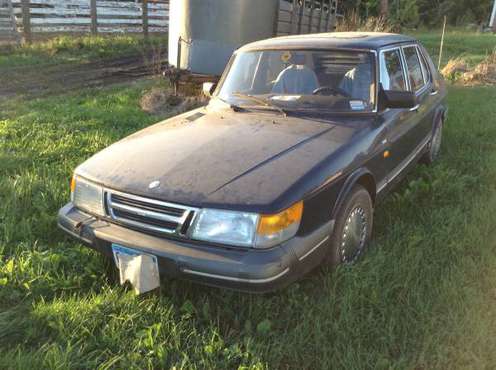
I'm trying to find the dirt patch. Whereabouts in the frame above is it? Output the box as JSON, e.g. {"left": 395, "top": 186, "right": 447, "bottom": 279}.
{"left": 0, "top": 53, "right": 167, "bottom": 101}
{"left": 140, "top": 87, "right": 207, "bottom": 116}
{"left": 441, "top": 58, "right": 469, "bottom": 80}
{"left": 442, "top": 50, "right": 496, "bottom": 86}
{"left": 462, "top": 51, "right": 496, "bottom": 85}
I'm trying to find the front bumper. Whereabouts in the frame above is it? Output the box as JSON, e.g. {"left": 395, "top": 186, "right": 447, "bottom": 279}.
{"left": 57, "top": 203, "right": 334, "bottom": 293}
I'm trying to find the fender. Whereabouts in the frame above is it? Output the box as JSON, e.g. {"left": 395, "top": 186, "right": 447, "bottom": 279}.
{"left": 331, "top": 167, "right": 376, "bottom": 220}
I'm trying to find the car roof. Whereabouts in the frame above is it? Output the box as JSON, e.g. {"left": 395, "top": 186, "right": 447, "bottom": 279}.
{"left": 238, "top": 32, "right": 417, "bottom": 52}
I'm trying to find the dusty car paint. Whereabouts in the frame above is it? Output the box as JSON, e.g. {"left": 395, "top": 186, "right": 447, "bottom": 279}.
{"left": 76, "top": 107, "right": 360, "bottom": 213}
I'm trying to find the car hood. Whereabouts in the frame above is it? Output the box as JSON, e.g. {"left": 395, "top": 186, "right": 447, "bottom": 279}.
{"left": 77, "top": 107, "right": 361, "bottom": 212}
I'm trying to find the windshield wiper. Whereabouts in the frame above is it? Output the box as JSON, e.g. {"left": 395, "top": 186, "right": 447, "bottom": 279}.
{"left": 232, "top": 92, "right": 287, "bottom": 117}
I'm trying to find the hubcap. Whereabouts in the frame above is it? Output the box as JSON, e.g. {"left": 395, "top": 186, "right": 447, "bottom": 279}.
{"left": 431, "top": 124, "right": 442, "bottom": 158}
{"left": 340, "top": 207, "right": 367, "bottom": 263}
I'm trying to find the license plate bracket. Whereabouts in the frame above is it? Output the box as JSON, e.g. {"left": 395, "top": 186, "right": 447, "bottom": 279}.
{"left": 111, "top": 243, "right": 160, "bottom": 294}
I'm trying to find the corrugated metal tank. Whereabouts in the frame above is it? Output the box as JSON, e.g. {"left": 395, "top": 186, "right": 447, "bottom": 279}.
{"left": 168, "top": 0, "right": 279, "bottom": 76}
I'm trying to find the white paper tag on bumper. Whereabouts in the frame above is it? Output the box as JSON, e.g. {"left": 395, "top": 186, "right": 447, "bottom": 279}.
{"left": 116, "top": 253, "right": 160, "bottom": 295}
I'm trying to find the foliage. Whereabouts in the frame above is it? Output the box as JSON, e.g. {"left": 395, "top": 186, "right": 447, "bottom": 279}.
{"left": 339, "top": 0, "right": 494, "bottom": 27}
{"left": 336, "top": 11, "right": 396, "bottom": 32}
{"left": 417, "top": 0, "right": 494, "bottom": 27}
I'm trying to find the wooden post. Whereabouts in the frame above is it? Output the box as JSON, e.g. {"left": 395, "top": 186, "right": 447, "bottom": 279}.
{"left": 90, "top": 0, "right": 97, "bottom": 35}
{"left": 143, "top": 0, "right": 149, "bottom": 39}
{"left": 437, "top": 16, "right": 447, "bottom": 69}
{"left": 20, "top": 0, "right": 30, "bottom": 44}
{"left": 6, "top": 0, "right": 20, "bottom": 44}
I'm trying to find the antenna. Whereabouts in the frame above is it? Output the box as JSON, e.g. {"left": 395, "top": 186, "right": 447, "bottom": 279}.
{"left": 437, "top": 16, "right": 447, "bottom": 70}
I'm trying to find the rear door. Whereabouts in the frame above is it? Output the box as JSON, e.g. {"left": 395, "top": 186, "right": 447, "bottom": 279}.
{"left": 401, "top": 44, "right": 435, "bottom": 142}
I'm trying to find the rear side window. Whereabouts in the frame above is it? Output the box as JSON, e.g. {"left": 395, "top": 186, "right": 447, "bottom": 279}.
{"left": 380, "top": 49, "right": 406, "bottom": 91}
{"left": 417, "top": 46, "right": 431, "bottom": 84}
{"left": 403, "top": 46, "right": 425, "bottom": 92}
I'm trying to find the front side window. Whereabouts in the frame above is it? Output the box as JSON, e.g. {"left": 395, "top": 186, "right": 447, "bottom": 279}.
{"left": 217, "top": 49, "right": 376, "bottom": 113}
{"left": 403, "top": 46, "right": 425, "bottom": 92}
{"left": 380, "top": 49, "right": 406, "bottom": 91}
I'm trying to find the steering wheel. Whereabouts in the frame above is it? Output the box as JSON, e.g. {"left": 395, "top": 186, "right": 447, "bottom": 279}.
{"left": 312, "top": 86, "right": 351, "bottom": 97}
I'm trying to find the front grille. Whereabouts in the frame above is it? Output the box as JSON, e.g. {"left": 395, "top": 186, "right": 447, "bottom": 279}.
{"left": 105, "top": 190, "right": 198, "bottom": 236}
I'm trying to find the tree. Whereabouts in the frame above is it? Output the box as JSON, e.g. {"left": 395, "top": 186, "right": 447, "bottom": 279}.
{"left": 380, "top": 0, "right": 388, "bottom": 17}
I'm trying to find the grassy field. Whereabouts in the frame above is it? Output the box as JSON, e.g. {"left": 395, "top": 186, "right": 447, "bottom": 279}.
{"left": 1, "top": 31, "right": 496, "bottom": 369}
{"left": 409, "top": 28, "right": 496, "bottom": 68}
{"left": 0, "top": 34, "right": 167, "bottom": 68}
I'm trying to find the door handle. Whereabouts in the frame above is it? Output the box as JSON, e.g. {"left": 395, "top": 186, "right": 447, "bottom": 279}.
{"left": 409, "top": 104, "right": 420, "bottom": 112}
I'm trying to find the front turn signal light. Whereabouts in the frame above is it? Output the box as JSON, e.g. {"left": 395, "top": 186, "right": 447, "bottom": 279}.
{"left": 257, "top": 201, "right": 303, "bottom": 235}
{"left": 255, "top": 201, "right": 303, "bottom": 248}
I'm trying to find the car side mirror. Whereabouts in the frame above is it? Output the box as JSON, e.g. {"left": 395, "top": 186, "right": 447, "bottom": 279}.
{"left": 381, "top": 89, "right": 417, "bottom": 110}
{"left": 202, "top": 82, "right": 216, "bottom": 97}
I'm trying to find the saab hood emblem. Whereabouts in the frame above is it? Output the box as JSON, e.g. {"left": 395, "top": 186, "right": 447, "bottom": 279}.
{"left": 148, "top": 180, "right": 160, "bottom": 189}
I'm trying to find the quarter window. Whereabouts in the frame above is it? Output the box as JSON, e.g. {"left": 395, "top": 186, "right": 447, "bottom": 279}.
{"left": 417, "top": 46, "right": 431, "bottom": 85}
{"left": 380, "top": 49, "right": 406, "bottom": 91}
{"left": 403, "top": 46, "right": 425, "bottom": 92}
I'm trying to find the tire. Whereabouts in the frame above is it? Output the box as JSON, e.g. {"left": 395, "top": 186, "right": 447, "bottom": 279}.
{"left": 421, "top": 116, "right": 443, "bottom": 164}
{"left": 325, "top": 185, "right": 374, "bottom": 267}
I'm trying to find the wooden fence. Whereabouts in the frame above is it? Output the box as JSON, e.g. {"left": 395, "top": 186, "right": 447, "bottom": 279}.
{"left": 0, "top": 0, "right": 18, "bottom": 41}
{"left": 277, "top": 0, "right": 338, "bottom": 36}
{"left": 1, "top": 0, "right": 338, "bottom": 44}
{"left": 1, "top": 0, "right": 169, "bottom": 42}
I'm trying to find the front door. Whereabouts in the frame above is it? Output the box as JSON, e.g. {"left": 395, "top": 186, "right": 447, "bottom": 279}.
{"left": 378, "top": 46, "right": 422, "bottom": 182}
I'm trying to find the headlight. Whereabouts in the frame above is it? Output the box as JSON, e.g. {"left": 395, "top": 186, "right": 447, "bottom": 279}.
{"left": 71, "top": 175, "right": 105, "bottom": 216}
{"left": 190, "top": 201, "right": 303, "bottom": 249}
{"left": 191, "top": 209, "right": 259, "bottom": 247}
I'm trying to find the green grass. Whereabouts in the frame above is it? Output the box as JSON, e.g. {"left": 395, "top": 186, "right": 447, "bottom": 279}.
{"left": 410, "top": 28, "right": 496, "bottom": 67}
{"left": 0, "top": 34, "right": 167, "bottom": 68}
{"left": 1, "top": 31, "right": 496, "bottom": 369}
{"left": 1, "top": 82, "right": 496, "bottom": 370}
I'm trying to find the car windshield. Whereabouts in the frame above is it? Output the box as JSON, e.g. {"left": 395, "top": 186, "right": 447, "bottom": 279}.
{"left": 217, "top": 49, "right": 376, "bottom": 113}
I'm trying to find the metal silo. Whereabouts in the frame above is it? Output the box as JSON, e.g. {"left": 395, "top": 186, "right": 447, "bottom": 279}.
{"left": 168, "top": 0, "right": 280, "bottom": 76}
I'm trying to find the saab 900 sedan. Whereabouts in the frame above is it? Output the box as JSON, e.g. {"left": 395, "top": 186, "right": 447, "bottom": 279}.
{"left": 58, "top": 32, "right": 447, "bottom": 293}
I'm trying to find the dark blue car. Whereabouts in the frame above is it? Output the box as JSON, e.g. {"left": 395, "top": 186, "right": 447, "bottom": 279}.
{"left": 58, "top": 32, "right": 447, "bottom": 292}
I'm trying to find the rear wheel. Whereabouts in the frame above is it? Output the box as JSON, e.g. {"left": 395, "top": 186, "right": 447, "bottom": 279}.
{"left": 422, "top": 117, "right": 443, "bottom": 164}
{"left": 326, "top": 185, "right": 373, "bottom": 267}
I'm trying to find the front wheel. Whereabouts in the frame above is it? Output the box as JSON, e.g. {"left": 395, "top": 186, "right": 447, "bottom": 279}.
{"left": 325, "top": 185, "right": 373, "bottom": 267}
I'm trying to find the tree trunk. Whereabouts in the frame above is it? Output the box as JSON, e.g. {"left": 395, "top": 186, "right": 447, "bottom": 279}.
{"left": 380, "top": 0, "right": 388, "bottom": 17}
